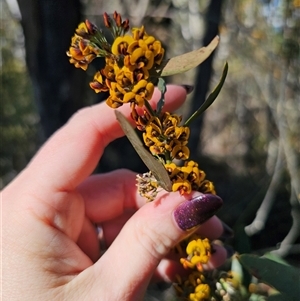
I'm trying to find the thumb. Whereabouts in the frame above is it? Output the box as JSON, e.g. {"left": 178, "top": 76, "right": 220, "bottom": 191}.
{"left": 70, "top": 192, "right": 222, "bottom": 300}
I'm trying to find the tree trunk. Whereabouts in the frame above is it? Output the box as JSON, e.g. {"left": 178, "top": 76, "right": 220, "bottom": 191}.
{"left": 17, "top": 0, "right": 85, "bottom": 139}
{"left": 188, "top": 0, "right": 224, "bottom": 152}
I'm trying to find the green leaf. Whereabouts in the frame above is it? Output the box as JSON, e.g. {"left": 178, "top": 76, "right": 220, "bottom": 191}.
{"left": 184, "top": 62, "right": 228, "bottom": 126}
{"left": 159, "top": 36, "right": 219, "bottom": 77}
{"left": 262, "top": 253, "right": 291, "bottom": 266}
{"left": 238, "top": 254, "right": 300, "bottom": 301}
{"left": 156, "top": 78, "right": 167, "bottom": 115}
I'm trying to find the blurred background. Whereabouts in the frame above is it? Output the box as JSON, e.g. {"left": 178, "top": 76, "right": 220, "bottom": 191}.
{"left": 1, "top": 0, "right": 299, "bottom": 291}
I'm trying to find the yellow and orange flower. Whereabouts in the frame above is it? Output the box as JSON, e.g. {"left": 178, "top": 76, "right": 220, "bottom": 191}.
{"left": 180, "top": 238, "right": 211, "bottom": 271}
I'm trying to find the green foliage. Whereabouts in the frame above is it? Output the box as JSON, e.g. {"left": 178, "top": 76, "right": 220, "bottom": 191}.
{"left": 0, "top": 40, "right": 38, "bottom": 185}
{"left": 184, "top": 62, "right": 228, "bottom": 126}
{"left": 239, "top": 254, "right": 300, "bottom": 300}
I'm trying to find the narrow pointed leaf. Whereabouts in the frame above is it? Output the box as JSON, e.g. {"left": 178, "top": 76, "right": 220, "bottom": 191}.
{"left": 263, "top": 252, "right": 291, "bottom": 266}
{"left": 184, "top": 62, "right": 228, "bottom": 126}
{"left": 159, "top": 36, "right": 219, "bottom": 77}
{"left": 156, "top": 78, "right": 167, "bottom": 115}
{"left": 267, "top": 293, "right": 291, "bottom": 301}
{"left": 115, "top": 110, "right": 172, "bottom": 192}
{"left": 238, "top": 254, "right": 300, "bottom": 300}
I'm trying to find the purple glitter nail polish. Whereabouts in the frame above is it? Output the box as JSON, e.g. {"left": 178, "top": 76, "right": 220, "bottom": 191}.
{"left": 174, "top": 194, "right": 223, "bottom": 231}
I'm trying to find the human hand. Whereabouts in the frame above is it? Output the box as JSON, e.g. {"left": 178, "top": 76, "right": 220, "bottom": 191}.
{"left": 2, "top": 85, "right": 228, "bottom": 301}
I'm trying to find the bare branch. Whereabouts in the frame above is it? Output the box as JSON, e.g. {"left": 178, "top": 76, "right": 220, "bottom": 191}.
{"left": 245, "top": 142, "right": 285, "bottom": 236}
{"left": 271, "top": 191, "right": 300, "bottom": 257}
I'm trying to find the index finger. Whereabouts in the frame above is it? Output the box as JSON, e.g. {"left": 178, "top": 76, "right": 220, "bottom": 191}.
{"left": 23, "top": 85, "right": 187, "bottom": 192}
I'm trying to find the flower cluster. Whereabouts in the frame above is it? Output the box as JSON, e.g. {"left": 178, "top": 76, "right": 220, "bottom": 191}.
{"left": 180, "top": 238, "right": 211, "bottom": 271}
{"left": 130, "top": 105, "right": 215, "bottom": 195}
{"left": 92, "top": 27, "right": 164, "bottom": 107}
{"left": 67, "top": 12, "right": 164, "bottom": 109}
{"left": 136, "top": 171, "right": 159, "bottom": 201}
{"left": 174, "top": 271, "right": 211, "bottom": 301}
{"left": 67, "top": 20, "right": 111, "bottom": 70}
{"left": 166, "top": 161, "right": 216, "bottom": 195}
{"left": 142, "top": 112, "right": 190, "bottom": 159}
{"left": 173, "top": 236, "right": 213, "bottom": 301}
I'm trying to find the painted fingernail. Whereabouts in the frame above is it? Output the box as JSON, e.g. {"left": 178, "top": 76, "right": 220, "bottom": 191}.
{"left": 180, "top": 84, "right": 194, "bottom": 94}
{"left": 219, "top": 221, "right": 234, "bottom": 240}
{"left": 174, "top": 194, "right": 223, "bottom": 231}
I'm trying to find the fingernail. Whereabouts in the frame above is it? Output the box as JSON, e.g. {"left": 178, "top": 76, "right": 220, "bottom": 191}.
{"left": 219, "top": 221, "right": 234, "bottom": 240}
{"left": 180, "top": 85, "right": 194, "bottom": 94}
{"left": 174, "top": 194, "right": 223, "bottom": 231}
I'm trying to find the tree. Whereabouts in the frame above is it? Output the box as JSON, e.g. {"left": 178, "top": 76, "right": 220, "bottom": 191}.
{"left": 188, "top": 0, "right": 224, "bottom": 152}
{"left": 17, "top": 0, "right": 86, "bottom": 139}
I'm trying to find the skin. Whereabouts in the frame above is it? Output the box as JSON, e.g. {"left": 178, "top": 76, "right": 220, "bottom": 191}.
{"left": 1, "top": 85, "right": 226, "bottom": 301}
